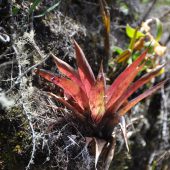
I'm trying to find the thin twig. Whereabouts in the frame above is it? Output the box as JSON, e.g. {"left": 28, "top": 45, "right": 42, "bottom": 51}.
{"left": 161, "top": 87, "right": 169, "bottom": 147}
{"left": 137, "top": 0, "right": 157, "bottom": 25}
{"left": 22, "top": 102, "right": 37, "bottom": 170}
{"left": 0, "top": 47, "right": 12, "bottom": 60}
{"left": 81, "top": 0, "right": 99, "bottom": 6}
{"left": 0, "top": 60, "right": 17, "bottom": 69}
{"left": 5, "top": 54, "right": 50, "bottom": 94}
{"left": 159, "top": 10, "right": 170, "bottom": 21}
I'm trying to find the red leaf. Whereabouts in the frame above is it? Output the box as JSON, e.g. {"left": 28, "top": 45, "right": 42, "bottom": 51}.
{"left": 111, "top": 64, "right": 165, "bottom": 113}
{"left": 89, "top": 65, "right": 106, "bottom": 123}
{"left": 118, "top": 80, "right": 167, "bottom": 116}
{"left": 35, "top": 69, "right": 89, "bottom": 110}
{"left": 106, "top": 63, "right": 145, "bottom": 111}
{"left": 74, "top": 40, "right": 96, "bottom": 96}
{"left": 51, "top": 53, "right": 86, "bottom": 92}
{"left": 48, "top": 92, "right": 85, "bottom": 120}
{"left": 106, "top": 50, "right": 147, "bottom": 102}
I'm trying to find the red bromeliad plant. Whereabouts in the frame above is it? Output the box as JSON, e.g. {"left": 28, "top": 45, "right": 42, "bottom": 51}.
{"left": 35, "top": 40, "right": 166, "bottom": 169}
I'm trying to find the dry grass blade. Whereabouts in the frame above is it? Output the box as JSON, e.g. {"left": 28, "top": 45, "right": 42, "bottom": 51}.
{"left": 119, "top": 116, "right": 129, "bottom": 152}
{"left": 99, "top": 0, "right": 110, "bottom": 34}
{"left": 99, "top": 0, "right": 110, "bottom": 72}
{"left": 116, "top": 49, "right": 132, "bottom": 63}
{"left": 85, "top": 137, "right": 93, "bottom": 146}
{"left": 94, "top": 137, "right": 107, "bottom": 169}
{"left": 104, "top": 137, "right": 116, "bottom": 170}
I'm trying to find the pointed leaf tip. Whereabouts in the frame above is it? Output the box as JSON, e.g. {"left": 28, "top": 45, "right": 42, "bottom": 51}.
{"left": 94, "top": 138, "right": 106, "bottom": 168}
{"left": 48, "top": 92, "right": 85, "bottom": 120}
{"left": 35, "top": 69, "right": 88, "bottom": 110}
{"left": 73, "top": 40, "right": 96, "bottom": 96}
{"left": 106, "top": 62, "right": 145, "bottom": 111}
{"left": 106, "top": 50, "right": 148, "bottom": 103}
{"left": 118, "top": 79, "right": 167, "bottom": 116}
{"left": 111, "top": 64, "right": 165, "bottom": 113}
{"left": 51, "top": 53, "right": 85, "bottom": 92}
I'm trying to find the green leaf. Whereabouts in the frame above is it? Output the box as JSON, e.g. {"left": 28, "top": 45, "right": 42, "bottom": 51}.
{"left": 155, "top": 18, "right": 163, "bottom": 41}
{"left": 120, "top": 4, "right": 129, "bottom": 15}
{"left": 126, "top": 24, "right": 145, "bottom": 39}
{"left": 12, "top": 4, "right": 20, "bottom": 15}
{"left": 29, "top": 0, "right": 42, "bottom": 14}
{"left": 145, "top": 41, "right": 154, "bottom": 53}
{"left": 113, "top": 46, "right": 123, "bottom": 54}
{"left": 34, "top": 0, "right": 61, "bottom": 18}
{"left": 152, "top": 160, "right": 157, "bottom": 170}
{"left": 129, "top": 27, "right": 138, "bottom": 50}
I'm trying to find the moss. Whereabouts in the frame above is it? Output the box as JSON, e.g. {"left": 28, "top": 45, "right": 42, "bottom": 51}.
{"left": 0, "top": 106, "right": 30, "bottom": 170}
